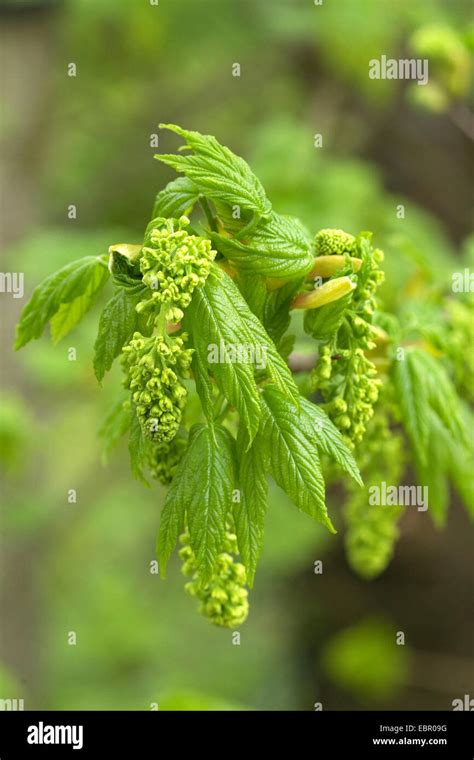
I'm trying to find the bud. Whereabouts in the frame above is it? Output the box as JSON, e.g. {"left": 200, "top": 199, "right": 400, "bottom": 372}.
{"left": 108, "top": 243, "right": 143, "bottom": 273}
{"left": 308, "top": 255, "right": 362, "bottom": 279}
{"left": 315, "top": 229, "right": 356, "bottom": 256}
{"left": 292, "top": 276, "right": 356, "bottom": 310}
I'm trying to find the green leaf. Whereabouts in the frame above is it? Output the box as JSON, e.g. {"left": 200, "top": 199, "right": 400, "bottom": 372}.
{"left": 99, "top": 397, "right": 132, "bottom": 460}
{"left": 392, "top": 349, "right": 430, "bottom": 466}
{"left": 157, "top": 424, "right": 236, "bottom": 581}
{"left": 236, "top": 272, "right": 267, "bottom": 322}
{"left": 211, "top": 213, "right": 314, "bottom": 279}
{"left": 449, "top": 404, "right": 474, "bottom": 517}
{"left": 304, "top": 291, "right": 353, "bottom": 340}
{"left": 16, "top": 256, "right": 109, "bottom": 349}
{"left": 418, "top": 405, "right": 474, "bottom": 525}
{"left": 233, "top": 426, "right": 268, "bottom": 587}
{"left": 263, "top": 279, "right": 302, "bottom": 346}
{"left": 449, "top": 438, "right": 474, "bottom": 519}
{"left": 152, "top": 176, "right": 200, "bottom": 219}
{"left": 238, "top": 302, "right": 300, "bottom": 406}
{"left": 185, "top": 269, "right": 262, "bottom": 443}
{"left": 410, "top": 348, "right": 467, "bottom": 447}
{"left": 393, "top": 347, "right": 468, "bottom": 469}
{"left": 50, "top": 262, "right": 109, "bottom": 344}
{"left": 300, "top": 398, "right": 363, "bottom": 486}
{"left": 213, "top": 199, "right": 253, "bottom": 234}
{"left": 128, "top": 409, "right": 153, "bottom": 486}
{"left": 414, "top": 411, "right": 449, "bottom": 528}
{"left": 260, "top": 385, "right": 335, "bottom": 533}
{"left": 190, "top": 347, "right": 216, "bottom": 430}
{"left": 277, "top": 334, "right": 296, "bottom": 362}
{"left": 187, "top": 266, "right": 300, "bottom": 440}
{"left": 187, "top": 425, "right": 236, "bottom": 581}
{"left": 156, "top": 458, "right": 190, "bottom": 579}
{"left": 93, "top": 283, "right": 147, "bottom": 382}
{"left": 156, "top": 124, "right": 271, "bottom": 218}
{"left": 205, "top": 267, "right": 300, "bottom": 404}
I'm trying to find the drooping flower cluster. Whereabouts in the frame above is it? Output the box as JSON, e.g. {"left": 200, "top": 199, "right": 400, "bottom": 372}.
{"left": 122, "top": 332, "right": 193, "bottom": 443}
{"left": 148, "top": 432, "right": 188, "bottom": 485}
{"left": 346, "top": 498, "right": 403, "bottom": 580}
{"left": 179, "top": 528, "right": 249, "bottom": 628}
{"left": 120, "top": 217, "right": 216, "bottom": 456}
{"left": 310, "top": 232, "right": 385, "bottom": 447}
{"left": 313, "top": 347, "right": 381, "bottom": 445}
{"left": 137, "top": 215, "right": 216, "bottom": 322}
{"left": 344, "top": 410, "right": 405, "bottom": 579}
{"left": 351, "top": 247, "right": 385, "bottom": 324}
{"left": 314, "top": 229, "right": 384, "bottom": 311}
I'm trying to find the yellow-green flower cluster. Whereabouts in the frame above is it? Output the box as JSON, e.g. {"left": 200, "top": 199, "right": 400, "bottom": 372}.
{"left": 345, "top": 412, "right": 405, "bottom": 579}
{"left": 346, "top": 499, "right": 403, "bottom": 579}
{"left": 351, "top": 247, "right": 385, "bottom": 326}
{"left": 313, "top": 347, "right": 381, "bottom": 445}
{"left": 137, "top": 215, "right": 216, "bottom": 322}
{"left": 312, "top": 345, "right": 333, "bottom": 382}
{"left": 122, "top": 332, "right": 193, "bottom": 443}
{"left": 179, "top": 528, "right": 249, "bottom": 628}
{"left": 315, "top": 228, "right": 356, "bottom": 256}
{"left": 410, "top": 24, "right": 471, "bottom": 111}
{"left": 148, "top": 432, "right": 188, "bottom": 485}
{"left": 310, "top": 234, "right": 385, "bottom": 445}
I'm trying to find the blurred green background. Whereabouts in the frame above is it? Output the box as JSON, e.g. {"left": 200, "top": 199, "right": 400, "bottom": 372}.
{"left": 1, "top": 0, "right": 473, "bottom": 710}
